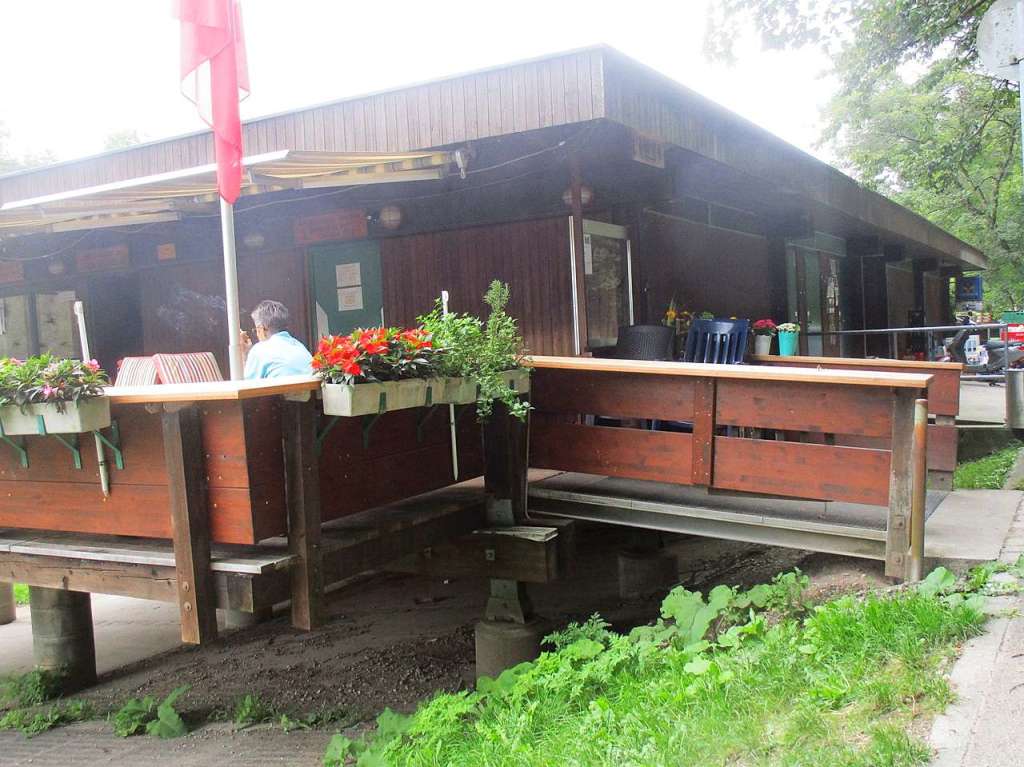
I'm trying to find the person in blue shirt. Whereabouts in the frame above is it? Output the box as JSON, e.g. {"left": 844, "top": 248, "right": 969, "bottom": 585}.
{"left": 240, "top": 300, "right": 313, "bottom": 379}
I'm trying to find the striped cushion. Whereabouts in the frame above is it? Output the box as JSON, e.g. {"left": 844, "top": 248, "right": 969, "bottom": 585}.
{"left": 153, "top": 353, "right": 224, "bottom": 384}
{"left": 114, "top": 356, "right": 159, "bottom": 387}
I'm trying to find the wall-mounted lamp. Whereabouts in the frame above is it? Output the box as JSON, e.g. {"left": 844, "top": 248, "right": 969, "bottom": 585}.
{"left": 377, "top": 204, "right": 403, "bottom": 230}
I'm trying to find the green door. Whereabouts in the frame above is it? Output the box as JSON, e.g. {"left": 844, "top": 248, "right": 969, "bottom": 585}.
{"left": 307, "top": 241, "right": 384, "bottom": 339}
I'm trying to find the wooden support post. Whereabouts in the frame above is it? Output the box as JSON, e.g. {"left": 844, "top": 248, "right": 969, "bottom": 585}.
{"left": 885, "top": 391, "right": 917, "bottom": 579}
{"left": 28, "top": 587, "right": 96, "bottom": 692}
{"left": 691, "top": 378, "right": 716, "bottom": 485}
{"left": 568, "top": 155, "right": 590, "bottom": 354}
{"left": 0, "top": 582, "right": 16, "bottom": 625}
{"left": 161, "top": 404, "right": 217, "bottom": 645}
{"left": 283, "top": 399, "right": 324, "bottom": 631}
{"left": 483, "top": 401, "right": 530, "bottom": 526}
{"left": 907, "top": 398, "right": 929, "bottom": 582}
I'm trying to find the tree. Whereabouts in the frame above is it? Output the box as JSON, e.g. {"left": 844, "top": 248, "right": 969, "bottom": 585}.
{"left": 0, "top": 121, "right": 57, "bottom": 174}
{"left": 103, "top": 129, "right": 143, "bottom": 151}
{"left": 706, "top": 0, "right": 1024, "bottom": 311}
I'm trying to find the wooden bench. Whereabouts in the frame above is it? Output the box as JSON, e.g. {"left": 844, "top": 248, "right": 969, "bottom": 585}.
{"left": 525, "top": 356, "right": 932, "bottom": 581}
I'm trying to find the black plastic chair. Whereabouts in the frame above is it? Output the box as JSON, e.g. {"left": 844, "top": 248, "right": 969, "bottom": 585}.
{"left": 613, "top": 324, "right": 674, "bottom": 361}
{"left": 682, "top": 319, "right": 751, "bottom": 364}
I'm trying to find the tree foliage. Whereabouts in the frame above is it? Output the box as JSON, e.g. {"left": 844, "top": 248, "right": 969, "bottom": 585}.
{"left": 706, "top": 0, "right": 1023, "bottom": 310}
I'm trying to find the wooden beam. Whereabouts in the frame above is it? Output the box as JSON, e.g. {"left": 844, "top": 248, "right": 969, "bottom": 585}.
{"left": 690, "top": 378, "right": 716, "bottom": 485}
{"left": 161, "top": 405, "right": 218, "bottom": 645}
{"left": 387, "top": 526, "right": 563, "bottom": 583}
{"left": 283, "top": 399, "right": 324, "bottom": 631}
{"left": 483, "top": 403, "right": 530, "bottom": 525}
{"left": 885, "top": 391, "right": 916, "bottom": 579}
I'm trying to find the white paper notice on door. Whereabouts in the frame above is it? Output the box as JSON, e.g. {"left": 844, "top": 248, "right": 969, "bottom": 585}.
{"left": 583, "top": 234, "right": 593, "bottom": 275}
{"left": 338, "top": 286, "right": 364, "bottom": 311}
{"left": 335, "top": 262, "right": 361, "bottom": 287}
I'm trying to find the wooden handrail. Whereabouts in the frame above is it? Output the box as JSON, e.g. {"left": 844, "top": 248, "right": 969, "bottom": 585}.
{"left": 749, "top": 354, "right": 963, "bottom": 372}
{"left": 105, "top": 375, "right": 320, "bottom": 404}
{"left": 526, "top": 355, "right": 932, "bottom": 390}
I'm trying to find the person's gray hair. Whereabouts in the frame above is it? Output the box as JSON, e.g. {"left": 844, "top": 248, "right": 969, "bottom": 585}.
{"left": 251, "top": 300, "right": 291, "bottom": 334}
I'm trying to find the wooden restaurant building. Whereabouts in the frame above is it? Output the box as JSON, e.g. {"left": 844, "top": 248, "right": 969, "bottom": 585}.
{"left": 0, "top": 47, "right": 983, "bottom": 678}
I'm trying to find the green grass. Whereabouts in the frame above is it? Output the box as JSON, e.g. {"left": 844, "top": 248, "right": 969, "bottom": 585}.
{"left": 954, "top": 441, "right": 1021, "bottom": 489}
{"left": 12, "top": 584, "right": 29, "bottom": 605}
{"left": 328, "top": 572, "right": 986, "bottom": 767}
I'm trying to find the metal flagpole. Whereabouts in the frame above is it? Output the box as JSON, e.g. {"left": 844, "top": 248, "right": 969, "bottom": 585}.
{"left": 443, "top": 290, "right": 459, "bottom": 480}
{"left": 221, "top": 197, "right": 243, "bottom": 380}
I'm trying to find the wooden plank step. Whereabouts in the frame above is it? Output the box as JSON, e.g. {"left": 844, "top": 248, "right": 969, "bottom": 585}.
{"left": 0, "top": 529, "right": 293, "bottom": 575}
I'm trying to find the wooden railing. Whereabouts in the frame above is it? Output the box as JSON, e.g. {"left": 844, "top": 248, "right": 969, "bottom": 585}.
{"left": 527, "top": 356, "right": 932, "bottom": 580}
{"left": 751, "top": 355, "right": 963, "bottom": 488}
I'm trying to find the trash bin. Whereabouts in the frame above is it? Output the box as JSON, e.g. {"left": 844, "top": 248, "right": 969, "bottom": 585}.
{"left": 1006, "top": 368, "right": 1024, "bottom": 438}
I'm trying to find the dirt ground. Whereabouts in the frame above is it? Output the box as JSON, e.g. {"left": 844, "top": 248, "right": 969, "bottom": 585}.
{"left": 71, "top": 524, "right": 890, "bottom": 728}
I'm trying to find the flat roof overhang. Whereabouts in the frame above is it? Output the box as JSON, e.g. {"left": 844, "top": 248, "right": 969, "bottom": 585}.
{"left": 0, "top": 149, "right": 456, "bottom": 236}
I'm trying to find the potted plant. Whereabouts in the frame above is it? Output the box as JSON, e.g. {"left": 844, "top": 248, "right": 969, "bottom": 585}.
{"left": 419, "top": 280, "right": 530, "bottom": 421}
{"left": 0, "top": 355, "right": 111, "bottom": 435}
{"left": 752, "top": 319, "right": 777, "bottom": 355}
{"left": 776, "top": 322, "right": 801, "bottom": 356}
{"left": 313, "top": 327, "right": 441, "bottom": 416}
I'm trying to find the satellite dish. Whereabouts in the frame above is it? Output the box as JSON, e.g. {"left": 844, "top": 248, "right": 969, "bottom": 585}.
{"left": 978, "top": 0, "right": 1024, "bottom": 81}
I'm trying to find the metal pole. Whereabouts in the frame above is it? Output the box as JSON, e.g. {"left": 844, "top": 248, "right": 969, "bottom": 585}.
{"left": 73, "top": 301, "right": 110, "bottom": 497}
{"left": 442, "top": 290, "right": 459, "bottom": 481}
{"left": 221, "top": 198, "right": 243, "bottom": 380}
{"left": 907, "top": 398, "right": 929, "bottom": 582}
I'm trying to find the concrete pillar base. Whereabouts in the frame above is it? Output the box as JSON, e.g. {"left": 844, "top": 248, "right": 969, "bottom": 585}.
{"left": 221, "top": 606, "right": 273, "bottom": 630}
{"left": 617, "top": 548, "right": 678, "bottom": 601}
{"left": 0, "top": 583, "right": 16, "bottom": 626}
{"left": 474, "top": 618, "right": 545, "bottom": 681}
{"left": 29, "top": 587, "right": 96, "bottom": 693}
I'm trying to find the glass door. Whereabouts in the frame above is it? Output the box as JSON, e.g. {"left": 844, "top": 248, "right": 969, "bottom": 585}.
{"left": 580, "top": 220, "right": 634, "bottom": 351}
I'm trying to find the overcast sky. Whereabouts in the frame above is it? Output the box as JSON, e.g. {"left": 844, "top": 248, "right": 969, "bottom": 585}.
{"left": 0, "top": 1, "right": 835, "bottom": 165}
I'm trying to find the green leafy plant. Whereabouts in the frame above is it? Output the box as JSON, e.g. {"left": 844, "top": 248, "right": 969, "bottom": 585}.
{"left": 0, "top": 699, "right": 92, "bottom": 737}
{"left": 110, "top": 686, "right": 189, "bottom": 739}
{"left": 233, "top": 693, "right": 276, "bottom": 729}
{"left": 111, "top": 695, "right": 157, "bottom": 737}
{"left": 1, "top": 669, "right": 63, "bottom": 707}
{"left": 418, "top": 281, "right": 530, "bottom": 421}
{"left": 0, "top": 355, "right": 109, "bottom": 413}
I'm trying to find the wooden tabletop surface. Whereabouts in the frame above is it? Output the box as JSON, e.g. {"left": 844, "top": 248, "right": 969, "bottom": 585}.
{"left": 105, "top": 375, "right": 321, "bottom": 404}
{"left": 526, "top": 355, "right": 934, "bottom": 389}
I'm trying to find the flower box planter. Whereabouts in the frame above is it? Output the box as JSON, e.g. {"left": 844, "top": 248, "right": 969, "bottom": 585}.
{"left": 754, "top": 335, "right": 772, "bottom": 356}
{"left": 444, "top": 376, "right": 478, "bottom": 405}
{"left": 502, "top": 368, "right": 531, "bottom": 393}
{"left": 778, "top": 331, "right": 799, "bottom": 357}
{"left": 0, "top": 398, "right": 111, "bottom": 436}
{"left": 321, "top": 379, "right": 433, "bottom": 417}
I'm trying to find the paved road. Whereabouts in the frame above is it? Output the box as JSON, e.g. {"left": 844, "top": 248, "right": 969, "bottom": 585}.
{"left": 0, "top": 722, "right": 332, "bottom": 766}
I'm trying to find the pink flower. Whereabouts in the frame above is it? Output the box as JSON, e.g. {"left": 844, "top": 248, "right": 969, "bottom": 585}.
{"left": 42, "top": 385, "right": 54, "bottom": 398}
{"left": 85, "top": 359, "right": 100, "bottom": 373}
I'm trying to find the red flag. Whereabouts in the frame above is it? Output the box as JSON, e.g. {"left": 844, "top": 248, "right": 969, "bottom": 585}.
{"left": 173, "top": 0, "right": 250, "bottom": 203}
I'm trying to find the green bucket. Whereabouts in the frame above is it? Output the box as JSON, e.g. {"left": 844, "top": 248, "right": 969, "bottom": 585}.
{"left": 778, "top": 331, "right": 799, "bottom": 356}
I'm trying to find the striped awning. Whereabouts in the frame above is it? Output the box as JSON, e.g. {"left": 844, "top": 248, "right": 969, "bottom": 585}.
{"left": 0, "top": 149, "right": 455, "bottom": 235}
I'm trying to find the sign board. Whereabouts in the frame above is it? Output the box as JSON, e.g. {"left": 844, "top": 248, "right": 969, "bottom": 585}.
{"left": 75, "top": 244, "right": 130, "bottom": 272}
{"left": 294, "top": 209, "right": 368, "bottom": 245}
{"left": 956, "top": 275, "right": 983, "bottom": 302}
{"left": 978, "top": 0, "right": 1024, "bottom": 81}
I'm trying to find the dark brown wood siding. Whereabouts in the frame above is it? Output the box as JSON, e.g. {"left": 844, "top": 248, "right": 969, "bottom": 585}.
{"left": 638, "top": 211, "right": 786, "bottom": 323}
{"left": 380, "top": 217, "right": 575, "bottom": 356}
{"left": 0, "top": 50, "right": 605, "bottom": 203}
